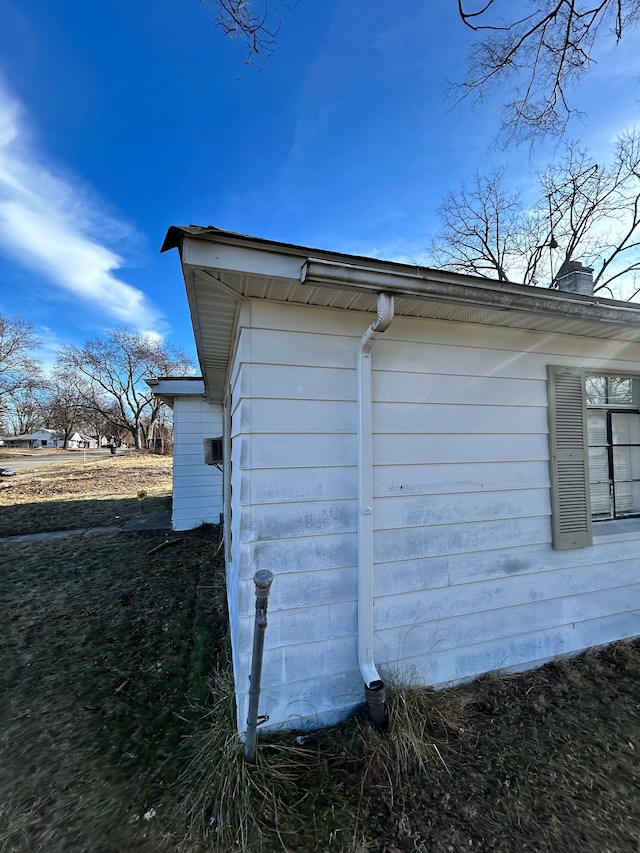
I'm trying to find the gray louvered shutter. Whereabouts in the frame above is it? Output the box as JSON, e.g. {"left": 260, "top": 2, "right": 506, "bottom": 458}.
{"left": 547, "top": 365, "right": 592, "bottom": 549}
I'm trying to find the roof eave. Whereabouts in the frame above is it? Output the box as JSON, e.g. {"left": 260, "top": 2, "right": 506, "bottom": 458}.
{"left": 301, "top": 258, "right": 640, "bottom": 327}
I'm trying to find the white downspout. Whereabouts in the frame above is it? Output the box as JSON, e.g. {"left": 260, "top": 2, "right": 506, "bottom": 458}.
{"left": 223, "top": 392, "right": 232, "bottom": 566}
{"left": 357, "top": 292, "right": 394, "bottom": 724}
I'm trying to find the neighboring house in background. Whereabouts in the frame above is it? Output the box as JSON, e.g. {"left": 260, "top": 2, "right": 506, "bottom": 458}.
{"left": 145, "top": 376, "right": 222, "bottom": 530}
{"left": 153, "top": 225, "right": 640, "bottom": 736}
{"left": 0, "top": 429, "right": 61, "bottom": 449}
{"left": 67, "top": 433, "right": 98, "bottom": 449}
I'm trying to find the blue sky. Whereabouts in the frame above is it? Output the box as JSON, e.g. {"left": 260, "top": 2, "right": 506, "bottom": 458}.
{"left": 0, "top": 0, "right": 638, "bottom": 364}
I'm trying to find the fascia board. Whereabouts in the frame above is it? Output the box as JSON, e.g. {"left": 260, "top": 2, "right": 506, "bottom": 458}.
{"left": 182, "top": 237, "right": 305, "bottom": 281}
{"left": 147, "top": 378, "right": 205, "bottom": 397}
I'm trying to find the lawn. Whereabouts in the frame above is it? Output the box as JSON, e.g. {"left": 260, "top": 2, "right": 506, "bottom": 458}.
{"left": 2, "top": 456, "right": 640, "bottom": 852}
{"left": 0, "top": 453, "right": 173, "bottom": 536}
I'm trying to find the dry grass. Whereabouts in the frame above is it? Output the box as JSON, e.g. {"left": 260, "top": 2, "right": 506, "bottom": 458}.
{"left": 3, "top": 458, "right": 640, "bottom": 851}
{"left": 0, "top": 448, "right": 62, "bottom": 457}
{"left": 169, "top": 642, "right": 640, "bottom": 853}
{"left": 0, "top": 453, "right": 172, "bottom": 535}
{"left": 0, "top": 524, "right": 228, "bottom": 853}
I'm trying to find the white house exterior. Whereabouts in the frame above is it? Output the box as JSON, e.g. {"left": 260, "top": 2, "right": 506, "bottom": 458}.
{"left": 0, "top": 429, "right": 61, "bottom": 449}
{"left": 67, "top": 433, "right": 98, "bottom": 449}
{"left": 145, "top": 376, "right": 223, "bottom": 530}
{"left": 158, "top": 226, "right": 640, "bottom": 735}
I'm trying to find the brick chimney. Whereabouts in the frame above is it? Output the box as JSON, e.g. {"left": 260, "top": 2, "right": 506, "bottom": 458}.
{"left": 553, "top": 260, "right": 594, "bottom": 296}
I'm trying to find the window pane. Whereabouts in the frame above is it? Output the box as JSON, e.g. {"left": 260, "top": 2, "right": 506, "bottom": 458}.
{"left": 614, "top": 481, "right": 640, "bottom": 515}
{"left": 586, "top": 375, "right": 638, "bottom": 406}
{"left": 590, "top": 482, "right": 612, "bottom": 518}
{"left": 611, "top": 413, "right": 640, "bottom": 445}
{"left": 608, "top": 377, "right": 634, "bottom": 405}
{"left": 585, "top": 375, "right": 607, "bottom": 405}
{"left": 588, "top": 446, "right": 609, "bottom": 482}
{"left": 613, "top": 446, "right": 640, "bottom": 481}
{"left": 587, "top": 412, "right": 607, "bottom": 445}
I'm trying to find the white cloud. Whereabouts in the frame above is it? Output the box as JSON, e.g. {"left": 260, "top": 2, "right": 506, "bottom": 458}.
{"left": 0, "top": 80, "right": 165, "bottom": 337}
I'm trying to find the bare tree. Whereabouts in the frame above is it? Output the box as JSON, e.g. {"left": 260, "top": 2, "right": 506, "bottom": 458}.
{"left": 542, "top": 131, "right": 640, "bottom": 294}
{"left": 429, "top": 170, "right": 534, "bottom": 281}
{"left": 2, "top": 386, "right": 48, "bottom": 436}
{"left": 41, "top": 371, "right": 89, "bottom": 449}
{"left": 430, "top": 129, "right": 640, "bottom": 295}
{"left": 57, "top": 329, "right": 193, "bottom": 450}
{"left": 82, "top": 408, "right": 119, "bottom": 450}
{"left": 0, "top": 314, "right": 44, "bottom": 433}
{"left": 456, "top": 1, "right": 640, "bottom": 142}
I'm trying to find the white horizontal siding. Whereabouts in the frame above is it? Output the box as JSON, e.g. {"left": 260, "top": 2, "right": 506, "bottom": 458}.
{"left": 237, "top": 566, "right": 357, "bottom": 611}
{"left": 374, "top": 401, "right": 548, "bottom": 434}
{"left": 374, "top": 460, "right": 550, "bottom": 494}
{"left": 239, "top": 433, "right": 356, "bottom": 468}
{"left": 171, "top": 398, "right": 223, "bottom": 531}
{"left": 226, "top": 300, "right": 640, "bottom": 734}
{"left": 256, "top": 668, "right": 363, "bottom": 732}
{"left": 243, "top": 532, "right": 357, "bottom": 574}
{"left": 240, "top": 466, "right": 355, "bottom": 505}
{"left": 373, "top": 371, "right": 544, "bottom": 406}
{"left": 240, "top": 498, "right": 356, "bottom": 541}
{"left": 374, "top": 517, "right": 550, "bottom": 563}
{"left": 258, "top": 634, "right": 359, "bottom": 689}
{"left": 380, "top": 611, "right": 640, "bottom": 688}
{"left": 238, "top": 398, "right": 356, "bottom": 433}
{"left": 376, "top": 536, "right": 640, "bottom": 593}
{"left": 373, "top": 488, "right": 550, "bottom": 529}
{"left": 261, "top": 600, "right": 358, "bottom": 648}
{"left": 235, "top": 326, "right": 357, "bottom": 370}
{"left": 237, "top": 363, "right": 355, "bottom": 401}
{"left": 228, "top": 383, "right": 247, "bottom": 694}
{"left": 375, "top": 562, "right": 640, "bottom": 630}
{"left": 374, "top": 433, "right": 549, "bottom": 464}
{"left": 249, "top": 301, "right": 640, "bottom": 362}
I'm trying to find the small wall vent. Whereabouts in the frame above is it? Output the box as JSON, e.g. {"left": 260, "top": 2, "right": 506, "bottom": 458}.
{"left": 204, "top": 437, "right": 223, "bottom": 465}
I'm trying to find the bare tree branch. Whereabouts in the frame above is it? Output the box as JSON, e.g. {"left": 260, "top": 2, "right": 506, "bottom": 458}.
{"left": 455, "top": 1, "right": 640, "bottom": 142}
{"left": 199, "top": 0, "right": 294, "bottom": 66}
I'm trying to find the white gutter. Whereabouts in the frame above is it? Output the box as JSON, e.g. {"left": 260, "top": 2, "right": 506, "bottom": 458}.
{"left": 357, "top": 292, "right": 394, "bottom": 695}
{"left": 302, "top": 257, "right": 640, "bottom": 325}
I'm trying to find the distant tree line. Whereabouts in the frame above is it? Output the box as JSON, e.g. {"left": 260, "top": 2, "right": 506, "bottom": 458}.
{"left": 0, "top": 318, "right": 193, "bottom": 450}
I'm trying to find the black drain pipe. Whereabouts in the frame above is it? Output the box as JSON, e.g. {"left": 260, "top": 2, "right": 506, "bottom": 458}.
{"left": 244, "top": 569, "right": 274, "bottom": 763}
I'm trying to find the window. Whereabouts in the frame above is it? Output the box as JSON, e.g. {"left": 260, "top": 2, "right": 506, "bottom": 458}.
{"left": 547, "top": 366, "right": 640, "bottom": 549}
{"left": 586, "top": 375, "right": 640, "bottom": 521}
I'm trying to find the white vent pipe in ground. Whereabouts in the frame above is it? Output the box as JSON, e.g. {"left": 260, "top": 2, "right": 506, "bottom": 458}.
{"left": 357, "top": 292, "right": 394, "bottom": 726}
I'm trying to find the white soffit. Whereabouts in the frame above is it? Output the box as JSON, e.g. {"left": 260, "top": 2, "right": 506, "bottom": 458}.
{"left": 188, "top": 266, "right": 640, "bottom": 343}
